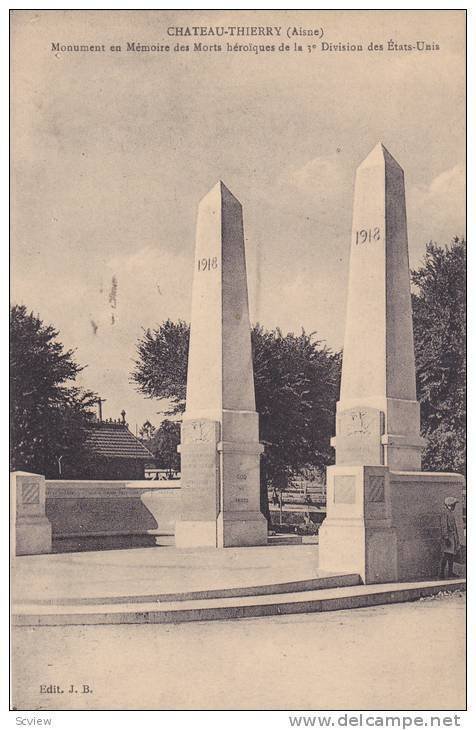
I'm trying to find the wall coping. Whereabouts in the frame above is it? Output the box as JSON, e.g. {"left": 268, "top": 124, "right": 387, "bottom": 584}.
{"left": 45, "top": 479, "right": 181, "bottom": 492}
{"left": 390, "top": 471, "right": 464, "bottom": 482}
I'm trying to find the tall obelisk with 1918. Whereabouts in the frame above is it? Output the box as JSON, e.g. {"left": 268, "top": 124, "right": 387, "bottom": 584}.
{"left": 175, "top": 181, "right": 268, "bottom": 548}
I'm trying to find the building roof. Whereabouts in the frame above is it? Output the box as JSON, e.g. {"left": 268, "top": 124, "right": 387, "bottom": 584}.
{"left": 85, "top": 421, "right": 154, "bottom": 460}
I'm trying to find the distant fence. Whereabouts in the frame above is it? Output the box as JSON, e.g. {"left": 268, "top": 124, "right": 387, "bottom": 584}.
{"left": 267, "top": 484, "right": 326, "bottom": 534}
{"left": 144, "top": 468, "right": 180, "bottom": 481}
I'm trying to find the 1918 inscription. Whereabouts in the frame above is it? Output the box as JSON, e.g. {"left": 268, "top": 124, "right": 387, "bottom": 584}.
{"left": 197, "top": 256, "right": 218, "bottom": 271}
{"left": 355, "top": 227, "right": 380, "bottom": 245}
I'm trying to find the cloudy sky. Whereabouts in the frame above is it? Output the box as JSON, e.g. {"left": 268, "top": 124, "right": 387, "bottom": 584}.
{"left": 11, "top": 10, "right": 465, "bottom": 430}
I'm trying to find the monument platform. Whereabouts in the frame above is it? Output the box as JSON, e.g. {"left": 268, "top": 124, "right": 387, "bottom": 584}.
{"left": 12, "top": 545, "right": 324, "bottom": 604}
{"left": 12, "top": 545, "right": 464, "bottom": 626}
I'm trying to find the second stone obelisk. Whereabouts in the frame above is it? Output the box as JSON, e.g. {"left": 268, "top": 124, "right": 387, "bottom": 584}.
{"left": 175, "top": 181, "right": 268, "bottom": 548}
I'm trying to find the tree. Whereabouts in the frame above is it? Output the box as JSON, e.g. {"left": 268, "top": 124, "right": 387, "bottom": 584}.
{"left": 252, "top": 326, "right": 341, "bottom": 487}
{"left": 139, "top": 420, "right": 156, "bottom": 440}
{"left": 411, "top": 237, "right": 466, "bottom": 473}
{"left": 10, "top": 305, "right": 98, "bottom": 478}
{"left": 131, "top": 321, "right": 341, "bottom": 485}
{"left": 144, "top": 420, "right": 181, "bottom": 473}
{"left": 132, "top": 319, "right": 189, "bottom": 415}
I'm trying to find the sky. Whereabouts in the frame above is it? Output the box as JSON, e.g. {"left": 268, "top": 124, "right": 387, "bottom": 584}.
{"left": 11, "top": 9, "right": 466, "bottom": 430}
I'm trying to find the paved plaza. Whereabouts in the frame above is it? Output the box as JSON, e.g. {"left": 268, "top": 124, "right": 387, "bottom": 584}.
{"left": 13, "top": 545, "right": 320, "bottom": 603}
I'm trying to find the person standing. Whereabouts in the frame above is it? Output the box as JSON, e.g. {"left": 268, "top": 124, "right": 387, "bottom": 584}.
{"left": 439, "top": 496, "right": 460, "bottom": 579}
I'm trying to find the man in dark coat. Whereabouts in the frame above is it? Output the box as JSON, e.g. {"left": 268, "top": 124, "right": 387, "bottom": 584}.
{"left": 439, "top": 496, "right": 460, "bottom": 579}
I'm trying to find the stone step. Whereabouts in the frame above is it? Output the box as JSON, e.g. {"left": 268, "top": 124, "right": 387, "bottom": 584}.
{"left": 12, "top": 578, "right": 465, "bottom": 627}
{"left": 16, "top": 572, "right": 362, "bottom": 606}
{"left": 267, "top": 534, "right": 303, "bottom": 545}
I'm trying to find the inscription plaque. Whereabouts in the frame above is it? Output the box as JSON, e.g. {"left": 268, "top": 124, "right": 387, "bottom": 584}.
{"left": 222, "top": 452, "right": 260, "bottom": 512}
{"left": 21, "top": 479, "right": 40, "bottom": 505}
{"left": 334, "top": 475, "right": 356, "bottom": 504}
{"left": 181, "top": 419, "right": 219, "bottom": 444}
{"left": 180, "top": 448, "right": 219, "bottom": 520}
{"left": 367, "top": 475, "right": 385, "bottom": 502}
{"left": 335, "top": 407, "right": 384, "bottom": 466}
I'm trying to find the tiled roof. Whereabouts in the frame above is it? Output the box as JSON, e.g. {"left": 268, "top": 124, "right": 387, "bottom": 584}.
{"left": 85, "top": 423, "right": 154, "bottom": 460}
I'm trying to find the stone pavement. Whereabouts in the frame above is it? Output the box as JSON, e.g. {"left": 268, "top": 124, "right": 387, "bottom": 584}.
{"left": 12, "top": 544, "right": 322, "bottom": 603}
{"left": 12, "top": 594, "right": 465, "bottom": 710}
{"left": 12, "top": 545, "right": 464, "bottom": 627}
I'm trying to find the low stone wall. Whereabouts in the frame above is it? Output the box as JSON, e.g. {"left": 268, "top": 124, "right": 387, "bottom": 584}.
{"left": 320, "top": 465, "right": 465, "bottom": 583}
{"left": 12, "top": 471, "right": 52, "bottom": 556}
{"left": 389, "top": 471, "right": 465, "bottom": 580}
{"left": 45, "top": 479, "right": 181, "bottom": 551}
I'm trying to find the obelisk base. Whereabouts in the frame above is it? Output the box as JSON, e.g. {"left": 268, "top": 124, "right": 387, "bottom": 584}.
{"left": 381, "top": 434, "right": 426, "bottom": 471}
{"left": 174, "top": 521, "right": 217, "bottom": 548}
{"left": 217, "top": 511, "right": 268, "bottom": 547}
{"left": 319, "top": 466, "right": 398, "bottom": 584}
{"left": 175, "top": 419, "right": 220, "bottom": 548}
{"left": 217, "top": 439, "right": 267, "bottom": 547}
{"left": 175, "top": 512, "right": 268, "bottom": 548}
{"left": 175, "top": 419, "right": 268, "bottom": 548}
{"left": 319, "top": 465, "right": 465, "bottom": 583}
{"left": 332, "top": 400, "right": 426, "bottom": 471}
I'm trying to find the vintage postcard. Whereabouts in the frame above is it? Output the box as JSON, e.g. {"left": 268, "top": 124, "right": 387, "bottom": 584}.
{"left": 10, "top": 8, "right": 466, "bottom": 715}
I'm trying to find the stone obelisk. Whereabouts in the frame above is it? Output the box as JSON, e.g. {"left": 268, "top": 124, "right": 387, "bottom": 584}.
{"left": 319, "top": 144, "right": 464, "bottom": 584}
{"left": 332, "top": 142, "right": 425, "bottom": 470}
{"left": 175, "top": 181, "right": 268, "bottom": 548}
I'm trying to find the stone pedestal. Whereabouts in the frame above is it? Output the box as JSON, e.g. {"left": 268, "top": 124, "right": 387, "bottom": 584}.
{"left": 217, "top": 436, "right": 267, "bottom": 548}
{"left": 319, "top": 466, "right": 398, "bottom": 584}
{"left": 11, "top": 471, "right": 52, "bottom": 556}
{"left": 176, "top": 419, "right": 221, "bottom": 547}
{"left": 175, "top": 181, "right": 267, "bottom": 548}
{"left": 319, "top": 466, "right": 464, "bottom": 583}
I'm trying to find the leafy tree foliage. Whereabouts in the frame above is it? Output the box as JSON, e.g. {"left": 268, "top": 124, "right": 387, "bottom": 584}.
{"left": 141, "top": 419, "right": 181, "bottom": 473}
{"left": 131, "top": 319, "right": 189, "bottom": 415}
{"left": 10, "top": 305, "right": 98, "bottom": 478}
{"left": 132, "top": 237, "right": 466, "bottom": 483}
{"left": 139, "top": 420, "right": 156, "bottom": 441}
{"left": 132, "top": 321, "right": 341, "bottom": 485}
{"left": 252, "top": 326, "right": 341, "bottom": 486}
{"left": 412, "top": 238, "right": 466, "bottom": 473}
